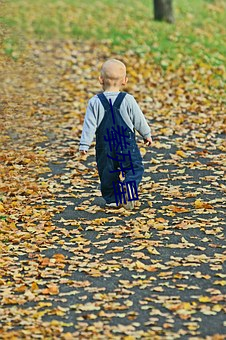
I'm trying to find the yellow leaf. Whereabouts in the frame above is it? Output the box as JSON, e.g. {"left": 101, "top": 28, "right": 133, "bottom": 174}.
{"left": 31, "top": 282, "right": 39, "bottom": 292}
{"left": 147, "top": 246, "right": 160, "bottom": 255}
{"left": 61, "top": 322, "right": 74, "bottom": 327}
{"left": 62, "top": 333, "right": 74, "bottom": 340}
{"left": 70, "top": 236, "right": 85, "bottom": 243}
{"left": 140, "top": 147, "right": 146, "bottom": 156}
{"left": 187, "top": 323, "right": 199, "bottom": 331}
{"left": 0, "top": 203, "right": 5, "bottom": 212}
{"left": 194, "top": 199, "right": 213, "bottom": 209}
{"left": 151, "top": 158, "right": 160, "bottom": 164}
{"left": 176, "top": 150, "right": 187, "bottom": 158}
{"left": 106, "top": 247, "right": 124, "bottom": 254}
{"left": 198, "top": 296, "right": 211, "bottom": 303}
{"left": 214, "top": 280, "right": 226, "bottom": 286}
{"left": 135, "top": 260, "right": 147, "bottom": 269}
{"left": 135, "top": 260, "right": 157, "bottom": 272}
{"left": 155, "top": 224, "right": 167, "bottom": 230}
{"left": 153, "top": 286, "right": 164, "bottom": 292}
{"left": 212, "top": 304, "right": 223, "bottom": 312}
{"left": 183, "top": 302, "right": 193, "bottom": 310}
{"left": 9, "top": 222, "right": 16, "bottom": 228}
{"left": 33, "top": 310, "right": 50, "bottom": 319}
{"left": 37, "top": 302, "right": 52, "bottom": 308}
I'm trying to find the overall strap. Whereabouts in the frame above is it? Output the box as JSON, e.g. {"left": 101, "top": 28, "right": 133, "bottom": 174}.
{"left": 113, "top": 92, "right": 127, "bottom": 110}
{"left": 97, "top": 92, "right": 127, "bottom": 111}
{"left": 97, "top": 93, "right": 111, "bottom": 111}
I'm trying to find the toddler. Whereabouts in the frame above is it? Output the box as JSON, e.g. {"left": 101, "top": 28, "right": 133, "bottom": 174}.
{"left": 79, "top": 59, "right": 152, "bottom": 209}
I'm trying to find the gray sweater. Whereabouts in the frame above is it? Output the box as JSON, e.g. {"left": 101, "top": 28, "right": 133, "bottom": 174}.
{"left": 79, "top": 91, "right": 151, "bottom": 151}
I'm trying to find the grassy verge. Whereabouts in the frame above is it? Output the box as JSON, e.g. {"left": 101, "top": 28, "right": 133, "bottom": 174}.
{"left": 1, "top": 0, "right": 225, "bottom": 66}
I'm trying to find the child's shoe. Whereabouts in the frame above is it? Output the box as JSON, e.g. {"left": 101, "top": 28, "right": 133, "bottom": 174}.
{"left": 105, "top": 202, "right": 122, "bottom": 208}
{"left": 123, "top": 200, "right": 135, "bottom": 210}
{"left": 122, "top": 185, "right": 135, "bottom": 210}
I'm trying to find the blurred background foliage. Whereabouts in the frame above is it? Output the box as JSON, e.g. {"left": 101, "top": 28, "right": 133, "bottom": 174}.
{"left": 0, "top": 0, "right": 225, "bottom": 67}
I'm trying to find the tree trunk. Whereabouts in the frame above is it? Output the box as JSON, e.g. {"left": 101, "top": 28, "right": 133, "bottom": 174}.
{"left": 153, "top": 0, "right": 174, "bottom": 23}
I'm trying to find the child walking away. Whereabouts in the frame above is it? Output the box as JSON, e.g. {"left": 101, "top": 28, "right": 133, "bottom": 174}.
{"left": 79, "top": 59, "right": 152, "bottom": 210}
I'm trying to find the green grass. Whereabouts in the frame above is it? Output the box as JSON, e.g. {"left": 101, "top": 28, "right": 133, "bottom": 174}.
{"left": 1, "top": 0, "right": 225, "bottom": 66}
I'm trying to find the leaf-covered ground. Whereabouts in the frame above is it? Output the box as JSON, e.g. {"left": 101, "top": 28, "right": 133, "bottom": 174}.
{"left": 0, "top": 39, "right": 225, "bottom": 339}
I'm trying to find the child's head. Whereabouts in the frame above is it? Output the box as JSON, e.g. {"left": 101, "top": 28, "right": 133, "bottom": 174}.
{"left": 99, "top": 59, "right": 128, "bottom": 91}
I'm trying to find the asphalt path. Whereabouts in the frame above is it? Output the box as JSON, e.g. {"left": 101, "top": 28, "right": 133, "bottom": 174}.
{"left": 31, "top": 125, "right": 226, "bottom": 339}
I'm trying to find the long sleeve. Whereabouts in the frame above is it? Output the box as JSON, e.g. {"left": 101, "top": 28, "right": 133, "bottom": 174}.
{"left": 79, "top": 100, "right": 97, "bottom": 151}
{"left": 79, "top": 93, "right": 151, "bottom": 151}
{"left": 127, "top": 95, "right": 151, "bottom": 139}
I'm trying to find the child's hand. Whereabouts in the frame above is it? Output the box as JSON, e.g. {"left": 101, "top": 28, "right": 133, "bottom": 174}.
{"left": 80, "top": 150, "right": 87, "bottom": 155}
{"left": 144, "top": 137, "right": 152, "bottom": 146}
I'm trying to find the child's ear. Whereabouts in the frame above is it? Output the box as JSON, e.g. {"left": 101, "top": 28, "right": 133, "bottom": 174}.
{"left": 122, "top": 76, "right": 128, "bottom": 85}
{"left": 99, "top": 76, "right": 104, "bottom": 84}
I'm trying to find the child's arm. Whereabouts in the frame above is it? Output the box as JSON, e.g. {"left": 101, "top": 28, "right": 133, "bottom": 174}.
{"left": 79, "top": 99, "right": 97, "bottom": 153}
{"left": 128, "top": 95, "right": 152, "bottom": 145}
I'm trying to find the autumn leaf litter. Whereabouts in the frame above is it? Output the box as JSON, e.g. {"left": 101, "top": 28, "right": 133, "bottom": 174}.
{"left": 0, "top": 40, "right": 225, "bottom": 339}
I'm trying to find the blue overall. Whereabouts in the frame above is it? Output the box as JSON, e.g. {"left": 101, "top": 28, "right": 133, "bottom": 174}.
{"left": 96, "top": 92, "right": 144, "bottom": 204}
